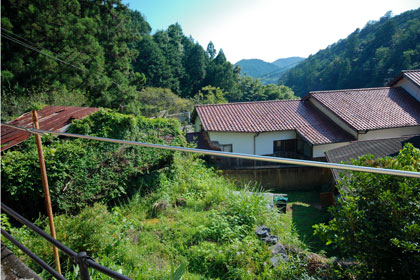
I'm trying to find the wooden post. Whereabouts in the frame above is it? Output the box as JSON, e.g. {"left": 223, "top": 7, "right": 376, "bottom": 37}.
{"left": 32, "top": 110, "right": 61, "bottom": 275}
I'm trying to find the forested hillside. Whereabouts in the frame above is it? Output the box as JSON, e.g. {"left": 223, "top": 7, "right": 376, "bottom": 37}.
{"left": 235, "top": 59, "right": 280, "bottom": 78}
{"left": 280, "top": 9, "right": 420, "bottom": 97}
{"left": 1, "top": 0, "right": 296, "bottom": 121}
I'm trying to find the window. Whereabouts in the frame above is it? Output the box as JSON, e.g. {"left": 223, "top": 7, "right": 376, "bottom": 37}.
{"left": 296, "top": 135, "right": 312, "bottom": 158}
{"left": 273, "top": 139, "right": 296, "bottom": 153}
{"left": 220, "top": 144, "right": 233, "bottom": 152}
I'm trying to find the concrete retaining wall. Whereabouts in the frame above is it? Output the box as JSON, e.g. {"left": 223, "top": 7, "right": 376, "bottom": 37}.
{"left": 222, "top": 166, "right": 333, "bottom": 191}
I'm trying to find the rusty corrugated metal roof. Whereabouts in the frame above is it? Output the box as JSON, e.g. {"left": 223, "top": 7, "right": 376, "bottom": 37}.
{"left": 1, "top": 106, "right": 98, "bottom": 151}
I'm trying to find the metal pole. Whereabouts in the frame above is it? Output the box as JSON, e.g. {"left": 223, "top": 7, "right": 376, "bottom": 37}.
{"left": 31, "top": 110, "right": 62, "bottom": 275}
{"left": 77, "top": 252, "right": 91, "bottom": 280}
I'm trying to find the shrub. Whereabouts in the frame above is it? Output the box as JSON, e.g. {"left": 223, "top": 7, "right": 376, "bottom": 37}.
{"left": 1, "top": 109, "right": 187, "bottom": 216}
{"left": 314, "top": 144, "right": 420, "bottom": 278}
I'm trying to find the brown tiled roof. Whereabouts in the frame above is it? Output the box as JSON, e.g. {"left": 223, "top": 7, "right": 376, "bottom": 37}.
{"left": 307, "top": 87, "right": 420, "bottom": 131}
{"left": 387, "top": 69, "right": 420, "bottom": 87}
{"left": 195, "top": 100, "right": 354, "bottom": 145}
{"left": 1, "top": 106, "right": 98, "bottom": 151}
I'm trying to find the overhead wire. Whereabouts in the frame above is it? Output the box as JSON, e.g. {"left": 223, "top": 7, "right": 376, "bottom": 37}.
{"left": 2, "top": 122, "right": 420, "bottom": 179}
{"left": 1, "top": 28, "right": 129, "bottom": 89}
{"left": 1, "top": 32, "right": 86, "bottom": 72}
{"left": 1, "top": 27, "right": 71, "bottom": 61}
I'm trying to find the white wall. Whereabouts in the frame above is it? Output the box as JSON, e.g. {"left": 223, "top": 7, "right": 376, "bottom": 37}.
{"left": 208, "top": 132, "right": 255, "bottom": 154}
{"left": 309, "top": 98, "right": 358, "bottom": 138}
{"left": 255, "top": 131, "right": 296, "bottom": 155}
{"left": 358, "top": 126, "right": 420, "bottom": 141}
{"left": 208, "top": 130, "right": 296, "bottom": 155}
{"left": 395, "top": 78, "right": 420, "bottom": 102}
{"left": 313, "top": 142, "right": 352, "bottom": 158}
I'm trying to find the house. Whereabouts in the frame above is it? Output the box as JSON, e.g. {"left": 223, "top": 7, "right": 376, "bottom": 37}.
{"left": 191, "top": 70, "right": 420, "bottom": 161}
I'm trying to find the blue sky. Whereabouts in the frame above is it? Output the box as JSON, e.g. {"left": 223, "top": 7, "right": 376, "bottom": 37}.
{"left": 124, "top": 0, "right": 420, "bottom": 64}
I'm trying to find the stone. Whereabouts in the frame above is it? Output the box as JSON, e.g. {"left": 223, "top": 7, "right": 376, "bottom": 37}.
{"left": 262, "top": 235, "right": 278, "bottom": 245}
{"left": 152, "top": 200, "right": 169, "bottom": 216}
{"left": 255, "top": 225, "right": 270, "bottom": 238}
{"left": 270, "top": 253, "right": 289, "bottom": 267}
{"left": 269, "top": 243, "right": 286, "bottom": 255}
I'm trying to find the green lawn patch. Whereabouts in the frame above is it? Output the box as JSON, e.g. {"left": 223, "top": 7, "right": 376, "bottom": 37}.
{"left": 285, "top": 191, "right": 332, "bottom": 255}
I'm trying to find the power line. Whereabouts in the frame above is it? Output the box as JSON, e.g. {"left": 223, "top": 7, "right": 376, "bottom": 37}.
{"left": 1, "top": 32, "right": 86, "bottom": 72}
{"left": 1, "top": 27, "right": 69, "bottom": 61}
{"left": 1, "top": 29, "right": 128, "bottom": 90}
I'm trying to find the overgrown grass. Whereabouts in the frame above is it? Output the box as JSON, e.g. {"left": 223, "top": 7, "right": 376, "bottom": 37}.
{"left": 6, "top": 153, "right": 333, "bottom": 279}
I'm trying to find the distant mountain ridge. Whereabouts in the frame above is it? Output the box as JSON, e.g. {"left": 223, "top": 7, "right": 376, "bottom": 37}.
{"left": 272, "top": 57, "right": 305, "bottom": 68}
{"left": 235, "top": 57, "right": 305, "bottom": 84}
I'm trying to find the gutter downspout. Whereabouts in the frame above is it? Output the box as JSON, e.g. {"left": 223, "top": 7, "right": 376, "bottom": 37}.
{"left": 253, "top": 132, "right": 260, "bottom": 171}
{"left": 253, "top": 132, "right": 260, "bottom": 155}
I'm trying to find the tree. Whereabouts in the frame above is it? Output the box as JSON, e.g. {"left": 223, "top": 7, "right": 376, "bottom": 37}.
{"left": 204, "top": 49, "right": 237, "bottom": 95}
{"left": 193, "top": 85, "right": 227, "bottom": 104}
{"left": 134, "top": 87, "right": 193, "bottom": 117}
{"left": 1, "top": 0, "right": 145, "bottom": 114}
{"left": 206, "top": 41, "right": 216, "bottom": 59}
{"left": 181, "top": 43, "right": 207, "bottom": 98}
{"left": 232, "top": 77, "right": 297, "bottom": 102}
{"left": 280, "top": 8, "right": 420, "bottom": 96}
{"left": 133, "top": 35, "right": 171, "bottom": 88}
{"left": 314, "top": 144, "right": 420, "bottom": 278}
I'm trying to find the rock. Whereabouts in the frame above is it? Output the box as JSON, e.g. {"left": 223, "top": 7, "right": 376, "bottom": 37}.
{"left": 262, "top": 235, "right": 278, "bottom": 245}
{"left": 255, "top": 225, "right": 270, "bottom": 238}
{"left": 270, "top": 253, "right": 289, "bottom": 267}
{"left": 269, "top": 243, "right": 286, "bottom": 255}
{"left": 152, "top": 200, "right": 169, "bottom": 216}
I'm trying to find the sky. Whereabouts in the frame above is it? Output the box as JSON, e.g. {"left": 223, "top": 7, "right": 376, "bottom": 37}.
{"left": 123, "top": 0, "right": 420, "bottom": 64}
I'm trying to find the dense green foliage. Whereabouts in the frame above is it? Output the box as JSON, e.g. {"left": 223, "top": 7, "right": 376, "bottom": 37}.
{"left": 132, "top": 87, "right": 193, "bottom": 118}
{"left": 1, "top": 0, "right": 296, "bottom": 121}
{"left": 314, "top": 144, "right": 420, "bottom": 279}
{"left": 280, "top": 9, "right": 420, "bottom": 96}
{"left": 1, "top": 109, "right": 186, "bottom": 217}
{"left": 1, "top": 0, "right": 148, "bottom": 116}
{"left": 234, "top": 77, "right": 297, "bottom": 102}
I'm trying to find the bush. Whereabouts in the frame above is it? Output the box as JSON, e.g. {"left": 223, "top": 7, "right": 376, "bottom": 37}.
{"left": 1, "top": 109, "right": 187, "bottom": 216}
{"left": 314, "top": 144, "right": 420, "bottom": 278}
{"left": 132, "top": 87, "right": 193, "bottom": 118}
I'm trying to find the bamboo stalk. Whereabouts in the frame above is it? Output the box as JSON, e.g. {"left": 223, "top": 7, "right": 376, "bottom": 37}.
{"left": 32, "top": 110, "right": 61, "bottom": 275}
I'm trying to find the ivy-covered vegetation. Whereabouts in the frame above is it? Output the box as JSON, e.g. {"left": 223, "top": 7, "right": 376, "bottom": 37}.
{"left": 280, "top": 9, "right": 420, "bottom": 96}
{"left": 314, "top": 144, "right": 420, "bottom": 279}
{"left": 1, "top": 109, "right": 186, "bottom": 217}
